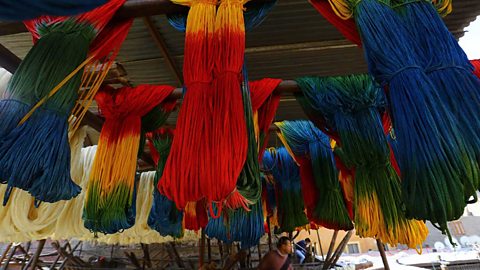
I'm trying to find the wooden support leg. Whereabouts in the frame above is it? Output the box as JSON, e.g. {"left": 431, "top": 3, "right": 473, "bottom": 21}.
{"left": 322, "top": 230, "right": 338, "bottom": 270}
{"left": 329, "top": 230, "right": 353, "bottom": 267}
{"left": 0, "top": 243, "right": 12, "bottom": 265}
{"left": 257, "top": 244, "right": 262, "bottom": 261}
{"left": 376, "top": 239, "right": 390, "bottom": 270}
{"left": 30, "top": 239, "right": 46, "bottom": 270}
{"left": 199, "top": 230, "right": 206, "bottom": 268}
{"left": 169, "top": 242, "right": 185, "bottom": 268}
{"left": 3, "top": 243, "right": 19, "bottom": 270}
{"left": 266, "top": 217, "right": 272, "bottom": 251}
{"left": 218, "top": 240, "right": 223, "bottom": 262}
{"left": 141, "top": 243, "right": 152, "bottom": 268}
{"left": 316, "top": 229, "right": 324, "bottom": 260}
{"left": 20, "top": 242, "right": 31, "bottom": 270}
{"left": 207, "top": 238, "right": 211, "bottom": 263}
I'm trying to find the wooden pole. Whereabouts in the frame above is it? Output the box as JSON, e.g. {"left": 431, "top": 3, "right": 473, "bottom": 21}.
{"left": 257, "top": 244, "right": 262, "bottom": 261}
{"left": 0, "top": 43, "right": 21, "bottom": 74}
{"left": 20, "top": 242, "right": 31, "bottom": 270}
{"left": 316, "top": 229, "right": 324, "bottom": 260}
{"left": 199, "top": 229, "right": 206, "bottom": 268}
{"left": 0, "top": 243, "right": 12, "bottom": 266}
{"left": 329, "top": 230, "right": 353, "bottom": 267}
{"left": 2, "top": 244, "right": 19, "bottom": 270}
{"left": 218, "top": 240, "right": 224, "bottom": 262}
{"left": 376, "top": 239, "right": 391, "bottom": 270}
{"left": 170, "top": 242, "right": 185, "bottom": 268}
{"left": 207, "top": 238, "right": 212, "bottom": 263}
{"left": 30, "top": 239, "right": 46, "bottom": 270}
{"left": 266, "top": 217, "right": 272, "bottom": 251}
{"left": 322, "top": 230, "right": 338, "bottom": 270}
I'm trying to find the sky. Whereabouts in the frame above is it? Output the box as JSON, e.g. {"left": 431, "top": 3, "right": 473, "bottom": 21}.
{"left": 459, "top": 15, "right": 480, "bottom": 60}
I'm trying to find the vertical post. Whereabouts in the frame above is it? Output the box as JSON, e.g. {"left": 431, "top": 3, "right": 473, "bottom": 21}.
{"left": 322, "top": 230, "right": 338, "bottom": 270}
{"left": 207, "top": 238, "right": 212, "bottom": 263}
{"left": 316, "top": 229, "right": 324, "bottom": 260}
{"left": 218, "top": 240, "right": 224, "bottom": 262}
{"left": 199, "top": 229, "right": 206, "bottom": 268}
{"left": 30, "top": 239, "right": 46, "bottom": 270}
{"left": 257, "top": 244, "right": 262, "bottom": 261}
{"left": 376, "top": 239, "right": 390, "bottom": 270}
{"left": 266, "top": 217, "right": 272, "bottom": 251}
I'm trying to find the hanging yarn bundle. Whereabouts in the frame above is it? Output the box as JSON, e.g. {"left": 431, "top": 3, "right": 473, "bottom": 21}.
{"left": 83, "top": 84, "right": 174, "bottom": 234}
{"left": 326, "top": 0, "right": 469, "bottom": 236}
{"left": 0, "top": 0, "right": 128, "bottom": 204}
{"left": 147, "top": 129, "right": 184, "bottom": 238}
{"left": 0, "top": 0, "right": 107, "bottom": 20}
{"left": 206, "top": 199, "right": 265, "bottom": 249}
{"left": 160, "top": 0, "right": 239, "bottom": 211}
{"left": 262, "top": 148, "right": 308, "bottom": 233}
{"left": 276, "top": 120, "right": 353, "bottom": 231}
{"left": 249, "top": 78, "right": 282, "bottom": 160}
{"left": 226, "top": 67, "right": 261, "bottom": 210}
{"left": 309, "top": 0, "right": 361, "bottom": 45}
{"left": 395, "top": 0, "right": 480, "bottom": 196}
{"left": 206, "top": 0, "right": 250, "bottom": 213}
{"left": 297, "top": 75, "right": 428, "bottom": 248}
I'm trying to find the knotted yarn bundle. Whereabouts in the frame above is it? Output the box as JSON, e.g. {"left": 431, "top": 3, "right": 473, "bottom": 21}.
{"left": 297, "top": 75, "right": 428, "bottom": 249}
{"left": 207, "top": 199, "right": 265, "bottom": 249}
{"left": 395, "top": 0, "right": 480, "bottom": 198}
{"left": 147, "top": 129, "right": 184, "bottom": 238}
{"left": 249, "top": 78, "right": 282, "bottom": 160}
{"left": 83, "top": 84, "right": 174, "bottom": 234}
{"left": 262, "top": 148, "right": 308, "bottom": 233}
{"left": 276, "top": 120, "right": 353, "bottom": 231}
{"left": 326, "top": 0, "right": 468, "bottom": 236}
{"left": 0, "top": 0, "right": 129, "bottom": 204}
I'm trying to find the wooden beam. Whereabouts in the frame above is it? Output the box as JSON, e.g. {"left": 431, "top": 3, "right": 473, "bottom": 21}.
{"left": 0, "top": 0, "right": 277, "bottom": 36}
{"left": 0, "top": 43, "right": 21, "bottom": 74}
{"left": 144, "top": 16, "right": 183, "bottom": 86}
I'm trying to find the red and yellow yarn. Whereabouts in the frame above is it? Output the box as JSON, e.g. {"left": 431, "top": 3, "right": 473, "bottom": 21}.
{"left": 84, "top": 85, "right": 174, "bottom": 233}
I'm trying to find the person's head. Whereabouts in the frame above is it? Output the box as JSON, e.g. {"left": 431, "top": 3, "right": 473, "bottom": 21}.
{"left": 277, "top": 236, "right": 293, "bottom": 254}
{"left": 305, "top": 238, "right": 311, "bottom": 246}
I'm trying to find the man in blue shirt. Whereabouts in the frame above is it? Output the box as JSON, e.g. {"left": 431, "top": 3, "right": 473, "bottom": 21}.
{"left": 295, "top": 238, "right": 311, "bottom": 264}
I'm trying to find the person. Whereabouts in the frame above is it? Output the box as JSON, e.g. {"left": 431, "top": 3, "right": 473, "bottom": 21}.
{"left": 258, "top": 236, "right": 293, "bottom": 270}
{"left": 295, "top": 238, "right": 311, "bottom": 264}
